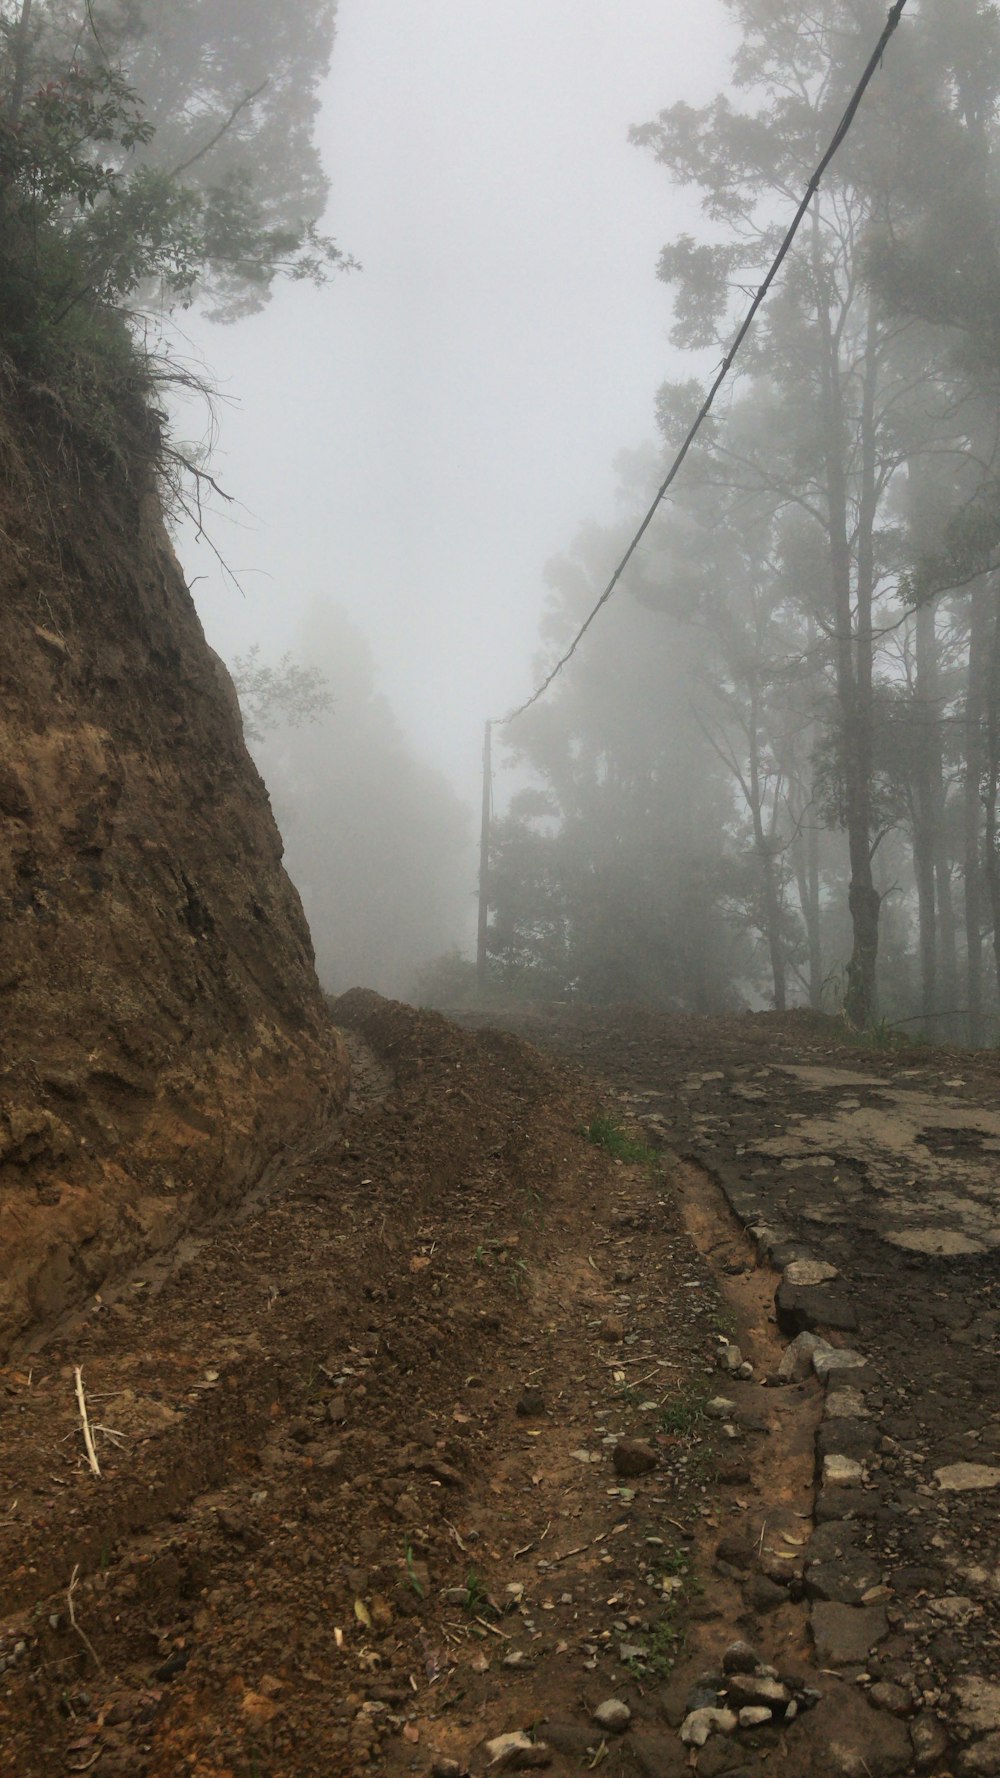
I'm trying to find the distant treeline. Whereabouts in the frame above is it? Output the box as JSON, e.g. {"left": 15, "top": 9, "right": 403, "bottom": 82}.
{"left": 465, "top": 0, "right": 1000, "bottom": 1043}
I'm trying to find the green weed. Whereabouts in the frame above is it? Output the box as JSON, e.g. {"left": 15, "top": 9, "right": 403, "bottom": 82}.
{"left": 658, "top": 1392, "right": 706, "bottom": 1436}
{"left": 404, "top": 1542, "right": 424, "bottom": 1597}
{"left": 464, "top": 1570, "right": 490, "bottom": 1613}
{"left": 506, "top": 1257, "right": 529, "bottom": 1299}
{"left": 581, "top": 1114, "right": 657, "bottom": 1167}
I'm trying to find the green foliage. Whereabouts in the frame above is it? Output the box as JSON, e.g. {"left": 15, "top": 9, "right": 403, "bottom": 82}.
{"left": 581, "top": 1114, "right": 657, "bottom": 1168}
{"left": 658, "top": 1391, "right": 706, "bottom": 1436}
{"left": 0, "top": 0, "right": 353, "bottom": 461}
{"left": 230, "top": 647, "right": 332, "bottom": 743}
{"left": 626, "top": 1609, "right": 687, "bottom": 1680}
{"left": 463, "top": 1570, "right": 489, "bottom": 1613}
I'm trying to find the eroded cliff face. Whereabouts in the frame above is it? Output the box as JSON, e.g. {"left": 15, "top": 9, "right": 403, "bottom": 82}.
{"left": 0, "top": 374, "right": 348, "bottom": 1355}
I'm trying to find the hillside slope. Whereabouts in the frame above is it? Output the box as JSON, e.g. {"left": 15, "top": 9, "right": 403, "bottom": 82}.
{"left": 0, "top": 363, "right": 348, "bottom": 1355}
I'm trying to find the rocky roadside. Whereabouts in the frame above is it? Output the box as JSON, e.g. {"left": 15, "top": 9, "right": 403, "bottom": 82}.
{"left": 460, "top": 1001, "right": 1000, "bottom": 1777}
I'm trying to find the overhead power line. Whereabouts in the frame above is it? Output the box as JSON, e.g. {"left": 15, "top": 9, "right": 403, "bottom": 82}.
{"left": 499, "top": 0, "right": 909, "bottom": 728}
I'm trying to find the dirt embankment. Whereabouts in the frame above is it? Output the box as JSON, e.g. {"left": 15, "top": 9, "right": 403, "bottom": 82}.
{"left": 0, "top": 370, "right": 347, "bottom": 1356}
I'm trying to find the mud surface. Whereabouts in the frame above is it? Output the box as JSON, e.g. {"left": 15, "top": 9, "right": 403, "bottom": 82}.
{"left": 468, "top": 1003, "right": 1000, "bottom": 1776}
{"left": 2, "top": 997, "right": 998, "bottom": 1776}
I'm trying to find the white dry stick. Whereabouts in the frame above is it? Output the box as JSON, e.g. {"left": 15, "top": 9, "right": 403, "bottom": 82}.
{"left": 74, "top": 1367, "right": 101, "bottom": 1477}
{"left": 67, "top": 1564, "right": 104, "bottom": 1671}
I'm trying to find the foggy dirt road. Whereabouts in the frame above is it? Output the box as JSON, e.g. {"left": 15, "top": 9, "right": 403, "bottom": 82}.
{"left": 1, "top": 997, "right": 998, "bottom": 1777}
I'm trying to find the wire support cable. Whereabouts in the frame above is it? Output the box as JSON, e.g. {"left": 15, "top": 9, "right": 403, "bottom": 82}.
{"left": 499, "top": 0, "right": 909, "bottom": 727}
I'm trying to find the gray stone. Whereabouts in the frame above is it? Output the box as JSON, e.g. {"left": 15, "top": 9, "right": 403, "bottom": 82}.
{"left": 824, "top": 1388, "right": 869, "bottom": 1421}
{"left": 957, "top": 1736, "right": 1000, "bottom": 1777}
{"left": 482, "top": 1731, "right": 551, "bottom": 1769}
{"left": 935, "top": 1463, "right": 1000, "bottom": 1493}
{"left": 823, "top": 1454, "right": 865, "bottom": 1488}
{"left": 721, "top": 1641, "right": 761, "bottom": 1675}
{"left": 909, "top": 1710, "right": 949, "bottom": 1771}
{"left": 816, "top": 1487, "right": 876, "bottom": 1523}
{"left": 868, "top": 1682, "right": 913, "bottom": 1718}
{"left": 810, "top": 1602, "right": 889, "bottom": 1666}
{"left": 805, "top": 1556, "right": 882, "bottom": 1606}
{"left": 785, "top": 1258, "right": 840, "bottom": 1286}
{"left": 777, "top": 1331, "right": 829, "bottom": 1381}
{"left": 706, "top": 1396, "right": 738, "bottom": 1419}
{"left": 885, "top": 1225, "right": 986, "bottom": 1257}
{"left": 814, "top": 1347, "right": 868, "bottom": 1380}
{"left": 725, "top": 1674, "right": 790, "bottom": 1712}
{"left": 592, "top": 1699, "right": 631, "bottom": 1735}
{"left": 679, "top": 1707, "right": 738, "bottom": 1747}
{"left": 738, "top": 1706, "right": 773, "bottom": 1728}
{"left": 816, "top": 1419, "right": 880, "bottom": 1462}
{"left": 953, "top": 1678, "right": 1000, "bottom": 1736}
{"left": 775, "top": 1279, "right": 858, "bottom": 1335}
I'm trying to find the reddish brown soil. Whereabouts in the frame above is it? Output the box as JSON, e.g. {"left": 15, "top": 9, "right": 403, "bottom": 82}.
{"left": 0, "top": 374, "right": 346, "bottom": 1358}
{"left": 0, "top": 993, "right": 827, "bottom": 1778}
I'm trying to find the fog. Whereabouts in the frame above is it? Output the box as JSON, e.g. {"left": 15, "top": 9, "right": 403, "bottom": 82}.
{"left": 159, "top": 2, "right": 1000, "bottom": 1034}
{"left": 167, "top": 0, "right": 731, "bottom": 983}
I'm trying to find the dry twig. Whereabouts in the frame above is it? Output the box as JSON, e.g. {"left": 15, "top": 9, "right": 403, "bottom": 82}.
{"left": 74, "top": 1367, "right": 101, "bottom": 1477}
{"left": 67, "top": 1565, "right": 103, "bottom": 1672}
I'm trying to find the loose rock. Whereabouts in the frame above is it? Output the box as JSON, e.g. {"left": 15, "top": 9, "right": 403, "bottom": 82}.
{"left": 823, "top": 1453, "right": 865, "bottom": 1487}
{"left": 784, "top": 1258, "right": 840, "bottom": 1286}
{"left": 778, "top": 1331, "right": 829, "bottom": 1381}
{"left": 592, "top": 1699, "right": 631, "bottom": 1734}
{"left": 613, "top": 1438, "right": 657, "bottom": 1477}
{"left": 934, "top": 1463, "right": 1000, "bottom": 1492}
{"left": 515, "top": 1386, "right": 545, "bottom": 1416}
{"left": 483, "top": 1731, "right": 551, "bottom": 1770}
{"left": 721, "top": 1642, "right": 760, "bottom": 1675}
{"left": 679, "top": 1707, "right": 738, "bottom": 1747}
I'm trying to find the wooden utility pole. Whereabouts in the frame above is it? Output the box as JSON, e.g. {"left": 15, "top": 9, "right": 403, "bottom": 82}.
{"left": 476, "top": 720, "right": 492, "bottom": 991}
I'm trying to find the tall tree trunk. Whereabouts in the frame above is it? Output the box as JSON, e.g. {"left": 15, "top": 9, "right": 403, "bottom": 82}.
{"left": 8, "top": 0, "right": 33, "bottom": 125}
{"left": 913, "top": 600, "right": 939, "bottom": 1031}
{"left": 985, "top": 586, "right": 1000, "bottom": 996}
{"left": 965, "top": 580, "right": 990, "bottom": 1045}
{"left": 817, "top": 268, "right": 880, "bottom": 1025}
{"left": 785, "top": 763, "right": 823, "bottom": 1008}
{"left": 806, "top": 803, "right": 822, "bottom": 1008}
{"left": 935, "top": 826, "right": 959, "bottom": 1021}
{"left": 747, "top": 692, "right": 786, "bottom": 1011}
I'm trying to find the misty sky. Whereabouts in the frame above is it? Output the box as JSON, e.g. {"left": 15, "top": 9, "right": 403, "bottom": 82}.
{"left": 181, "top": 1, "right": 733, "bottom": 813}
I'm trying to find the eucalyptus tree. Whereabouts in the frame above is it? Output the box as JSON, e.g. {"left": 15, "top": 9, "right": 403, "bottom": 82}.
{"left": 631, "top": 0, "right": 948, "bottom": 1024}
{"left": 0, "top": 0, "right": 347, "bottom": 324}
{"left": 865, "top": 0, "right": 1000, "bottom": 1039}
{"left": 495, "top": 524, "right": 752, "bottom": 1012}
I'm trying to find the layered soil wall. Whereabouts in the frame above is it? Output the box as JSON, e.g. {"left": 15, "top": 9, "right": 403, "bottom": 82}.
{"left": 0, "top": 370, "right": 348, "bottom": 1354}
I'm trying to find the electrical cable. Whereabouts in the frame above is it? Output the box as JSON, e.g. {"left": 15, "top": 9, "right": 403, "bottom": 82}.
{"left": 498, "top": 0, "right": 910, "bottom": 727}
